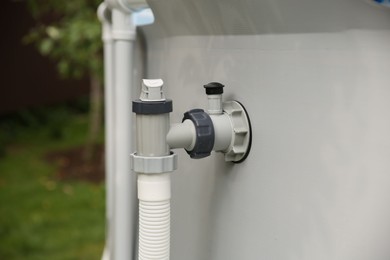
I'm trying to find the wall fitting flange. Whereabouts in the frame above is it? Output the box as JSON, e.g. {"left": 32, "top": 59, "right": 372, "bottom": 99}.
{"left": 222, "top": 100, "right": 252, "bottom": 163}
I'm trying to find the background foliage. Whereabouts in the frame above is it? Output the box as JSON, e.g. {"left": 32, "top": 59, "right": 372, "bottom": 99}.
{"left": 0, "top": 101, "right": 105, "bottom": 259}
{"left": 24, "top": 0, "right": 103, "bottom": 80}
{"left": 0, "top": 2, "right": 107, "bottom": 258}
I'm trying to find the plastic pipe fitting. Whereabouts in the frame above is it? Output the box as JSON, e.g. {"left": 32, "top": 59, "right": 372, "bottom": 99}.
{"left": 166, "top": 81, "right": 252, "bottom": 163}
{"left": 166, "top": 120, "right": 196, "bottom": 151}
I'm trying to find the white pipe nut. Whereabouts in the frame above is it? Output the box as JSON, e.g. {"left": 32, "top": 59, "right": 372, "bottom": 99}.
{"left": 131, "top": 153, "right": 178, "bottom": 174}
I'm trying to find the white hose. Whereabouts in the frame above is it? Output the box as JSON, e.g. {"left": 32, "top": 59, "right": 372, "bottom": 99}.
{"left": 139, "top": 200, "right": 170, "bottom": 260}
{"left": 138, "top": 173, "right": 171, "bottom": 260}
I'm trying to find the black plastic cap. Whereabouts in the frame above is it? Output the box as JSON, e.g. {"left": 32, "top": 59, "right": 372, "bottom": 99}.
{"left": 204, "top": 82, "right": 224, "bottom": 95}
{"left": 183, "top": 109, "right": 215, "bottom": 159}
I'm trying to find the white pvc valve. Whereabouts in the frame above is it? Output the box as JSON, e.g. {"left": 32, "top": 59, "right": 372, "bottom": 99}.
{"left": 140, "top": 79, "right": 165, "bottom": 101}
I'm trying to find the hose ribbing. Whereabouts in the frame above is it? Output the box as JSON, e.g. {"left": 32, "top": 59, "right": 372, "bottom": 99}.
{"left": 139, "top": 200, "right": 170, "bottom": 260}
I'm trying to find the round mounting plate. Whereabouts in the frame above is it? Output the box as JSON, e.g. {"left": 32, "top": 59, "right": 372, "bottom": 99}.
{"left": 223, "top": 101, "right": 252, "bottom": 163}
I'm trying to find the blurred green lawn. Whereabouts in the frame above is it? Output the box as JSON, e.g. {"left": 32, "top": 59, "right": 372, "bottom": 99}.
{"left": 0, "top": 102, "right": 105, "bottom": 260}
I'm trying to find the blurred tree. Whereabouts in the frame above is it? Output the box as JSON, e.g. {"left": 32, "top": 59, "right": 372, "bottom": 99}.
{"left": 24, "top": 0, "right": 103, "bottom": 160}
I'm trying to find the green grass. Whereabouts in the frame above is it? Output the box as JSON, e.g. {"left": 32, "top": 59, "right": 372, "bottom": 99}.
{"left": 0, "top": 104, "right": 105, "bottom": 260}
